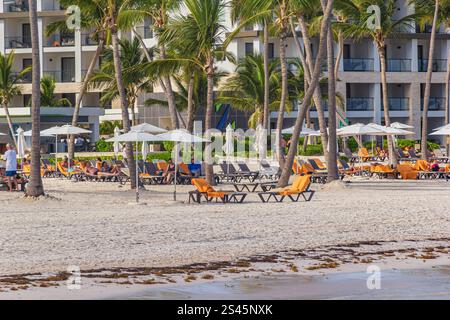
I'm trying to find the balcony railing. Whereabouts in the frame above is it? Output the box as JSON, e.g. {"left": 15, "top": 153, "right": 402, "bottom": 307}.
{"left": 5, "top": 36, "right": 32, "bottom": 49}
{"left": 343, "top": 58, "right": 374, "bottom": 72}
{"left": 81, "top": 33, "right": 98, "bottom": 46}
{"left": 386, "top": 59, "right": 411, "bottom": 72}
{"left": 421, "top": 97, "right": 445, "bottom": 111}
{"left": 135, "top": 26, "right": 153, "bottom": 39}
{"left": 43, "top": 70, "right": 75, "bottom": 82}
{"left": 386, "top": 98, "right": 409, "bottom": 111}
{"left": 12, "top": 72, "right": 32, "bottom": 83}
{"left": 45, "top": 34, "right": 75, "bottom": 47}
{"left": 346, "top": 98, "right": 374, "bottom": 111}
{"left": 41, "top": 0, "right": 64, "bottom": 11}
{"left": 418, "top": 59, "right": 447, "bottom": 72}
{"left": 3, "top": 1, "right": 29, "bottom": 12}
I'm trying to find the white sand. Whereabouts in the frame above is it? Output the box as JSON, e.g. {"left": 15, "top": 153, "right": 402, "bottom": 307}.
{"left": 0, "top": 178, "right": 449, "bottom": 277}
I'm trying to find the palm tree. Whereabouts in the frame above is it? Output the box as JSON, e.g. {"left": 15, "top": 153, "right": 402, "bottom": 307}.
{"left": 277, "top": 0, "right": 335, "bottom": 187}
{"left": 46, "top": 0, "right": 106, "bottom": 160}
{"left": 89, "top": 38, "right": 152, "bottom": 126}
{"left": 230, "top": 0, "right": 273, "bottom": 130}
{"left": 39, "top": 76, "right": 72, "bottom": 107}
{"left": 413, "top": 0, "right": 449, "bottom": 158}
{"left": 104, "top": 0, "right": 136, "bottom": 189}
{"left": 154, "top": 0, "right": 228, "bottom": 185}
{"left": 338, "top": 0, "right": 416, "bottom": 165}
{"left": 26, "top": 0, "right": 44, "bottom": 197}
{"left": 218, "top": 54, "right": 281, "bottom": 128}
{"left": 0, "top": 51, "right": 31, "bottom": 147}
{"left": 128, "top": 0, "right": 182, "bottom": 129}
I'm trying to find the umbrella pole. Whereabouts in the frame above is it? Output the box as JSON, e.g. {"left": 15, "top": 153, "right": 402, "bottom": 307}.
{"left": 55, "top": 134, "right": 58, "bottom": 173}
{"left": 136, "top": 141, "right": 139, "bottom": 203}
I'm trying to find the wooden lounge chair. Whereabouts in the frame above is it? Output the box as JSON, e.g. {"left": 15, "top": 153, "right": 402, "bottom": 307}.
{"left": 258, "top": 175, "right": 315, "bottom": 203}
{"left": 188, "top": 178, "right": 247, "bottom": 203}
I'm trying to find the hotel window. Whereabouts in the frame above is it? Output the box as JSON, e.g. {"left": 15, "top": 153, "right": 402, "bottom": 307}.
{"left": 23, "top": 94, "right": 31, "bottom": 107}
{"left": 245, "top": 42, "right": 254, "bottom": 56}
{"left": 268, "top": 43, "right": 274, "bottom": 59}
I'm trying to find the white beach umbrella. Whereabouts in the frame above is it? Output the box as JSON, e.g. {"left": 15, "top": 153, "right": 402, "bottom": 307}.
{"left": 432, "top": 123, "right": 450, "bottom": 131}
{"left": 16, "top": 127, "right": 26, "bottom": 163}
{"left": 337, "top": 123, "right": 384, "bottom": 136}
{"left": 141, "top": 141, "right": 149, "bottom": 161}
{"left": 253, "top": 124, "right": 267, "bottom": 160}
{"left": 390, "top": 122, "right": 414, "bottom": 129}
{"left": 157, "top": 129, "right": 210, "bottom": 201}
{"left": 43, "top": 125, "right": 92, "bottom": 170}
{"left": 107, "top": 131, "right": 164, "bottom": 203}
{"left": 282, "top": 125, "right": 317, "bottom": 136}
{"left": 113, "top": 126, "right": 121, "bottom": 158}
{"left": 23, "top": 129, "right": 54, "bottom": 137}
{"left": 222, "top": 124, "right": 235, "bottom": 182}
{"left": 429, "top": 127, "right": 450, "bottom": 136}
{"left": 131, "top": 122, "right": 167, "bottom": 134}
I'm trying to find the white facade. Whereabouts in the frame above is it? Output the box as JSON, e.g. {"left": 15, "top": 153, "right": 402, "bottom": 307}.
{"left": 1, "top": 0, "right": 449, "bottom": 144}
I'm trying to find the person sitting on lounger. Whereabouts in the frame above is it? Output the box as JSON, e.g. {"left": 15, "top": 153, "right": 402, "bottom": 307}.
{"left": 101, "top": 161, "right": 120, "bottom": 174}
{"left": 84, "top": 161, "right": 99, "bottom": 175}
{"left": 430, "top": 160, "right": 440, "bottom": 172}
{"left": 163, "top": 159, "right": 178, "bottom": 183}
{"left": 61, "top": 156, "right": 69, "bottom": 168}
{"left": 188, "top": 158, "right": 201, "bottom": 177}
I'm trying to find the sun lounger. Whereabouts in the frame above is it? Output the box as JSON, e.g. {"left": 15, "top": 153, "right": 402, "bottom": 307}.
{"left": 396, "top": 148, "right": 412, "bottom": 161}
{"left": 358, "top": 148, "right": 375, "bottom": 162}
{"left": 188, "top": 178, "right": 247, "bottom": 203}
{"left": 260, "top": 160, "right": 280, "bottom": 179}
{"left": 56, "top": 161, "right": 82, "bottom": 180}
{"left": 413, "top": 160, "right": 444, "bottom": 179}
{"left": 237, "top": 162, "right": 260, "bottom": 180}
{"left": 344, "top": 148, "right": 358, "bottom": 163}
{"left": 369, "top": 164, "right": 395, "bottom": 179}
{"left": 258, "top": 175, "right": 315, "bottom": 203}
{"left": 431, "top": 149, "right": 449, "bottom": 163}
{"left": 396, "top": 164, "right": 418, "bottom": 180}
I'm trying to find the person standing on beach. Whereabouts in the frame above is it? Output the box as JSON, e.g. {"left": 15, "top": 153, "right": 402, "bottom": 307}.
{"left": 3, "top": 143, "right": 19, "bottom": 191}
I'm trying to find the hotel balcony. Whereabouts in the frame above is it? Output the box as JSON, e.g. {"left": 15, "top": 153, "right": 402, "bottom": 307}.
{"left": 418, "top": 59, "right": 447, "bottom": 72}
{"left": 81, "top": 33, "right": 98, "bottom": 46}
{"left": 421, "top": 97, "right": 446, "bottom": 111}
{"left": 386, "top": 59, "right": 411, "bottom": 72}
{"left": 12, "top": 71, "right": 32, "bottom": 83}
{"left": 45, "top": 34, "right": 75, "bottom": 47}
{"left": 5, "top": 36, "right": 31, "bottom": 49}
{"left": 346, "top": 98, "right": 374, "bottom": 111}
{"left": 3, "top": 0, "right": 29, "bottom": 12}
{"left": 387, "top": 98, "right": 409, "bottom": 111}
{"left": 43, "top": 70, "right": 75, "bottom": 83}
{"left": 343, "top": 59, "right": 374, "bottom": 72}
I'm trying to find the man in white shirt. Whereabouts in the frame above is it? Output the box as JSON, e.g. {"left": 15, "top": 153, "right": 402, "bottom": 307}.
{"left": 3, "top": 143, "right": 19, "bottom": 191}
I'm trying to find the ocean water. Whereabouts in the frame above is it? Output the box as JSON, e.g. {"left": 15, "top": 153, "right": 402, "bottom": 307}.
{"left": 122, "top": 266, "right": 450, "bottom": 300}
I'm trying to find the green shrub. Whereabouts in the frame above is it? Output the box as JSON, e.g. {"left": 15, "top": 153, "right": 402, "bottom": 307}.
{"left": 298, "top": 144, "right": 323, "bottom": 156}
{"left": 162, "top": 141, "right": 174, "bottom": 152}
{"left": 95, "top": 139, "right": 113, "bottom": 152}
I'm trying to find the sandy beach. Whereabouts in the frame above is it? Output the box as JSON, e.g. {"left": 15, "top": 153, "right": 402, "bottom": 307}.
{"left": 0, "top": 177, "right": 449, "bottom": 297}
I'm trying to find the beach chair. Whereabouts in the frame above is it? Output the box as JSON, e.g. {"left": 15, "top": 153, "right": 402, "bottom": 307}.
{"left": 344, "top": 148, "right": 358, "bottom": 163}
{"left": 259, "top": 160, "right": 280, "bottom": 180}
{"left": 138, "top": 162, "right": 164, "bottom": 185}
{"left": 407, "top": 148, "right": 420, "bottom": 160}
{"left": 188, "top": 178, "right": 247, "bottom": 203}
{"left": 217, "top": 163, "right": 250, "bottom": 183}
{"left": 236, "top": 162, "right": 260, "bottom": 180}
{"left": 358, "top": 148, "right": 375, "bottom": 162}
{"left": 258, "top": 175, "right": 315, "bottom": 203}
{"left": 396, "top": 148, "right": 411, "bottom": 162}
{"left": 396, "top": 164, "right": 418, "bottom": 180}
{"left": 375, "top": 147, "right": 387, "bottom": 161}
{"left": 369, "top": 164, "right": 395, "bottom": 179}
{"left": 412, "top": 160, "right": 443, "bottom": 179}
{"left": 431, "top": 149, "right": 449, "bottom": 163}
{"left": 56, "top": 161, "right": 82, "bottom": 180}
{"left": 41, "top": 159, "right": 56, "bottom": 177}
{"left": 308, "top": 159, "right": 327, "bottom": 172}
{"left": 337, "top": 159, "right": 356, "bottom": 176}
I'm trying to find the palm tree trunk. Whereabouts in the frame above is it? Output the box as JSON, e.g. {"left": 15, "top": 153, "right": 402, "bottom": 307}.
{"left": 26, "top": 0, "right": 44, "bottom": 197}
{"left": 378, "top": 45, "right": 397, "bottom": 165}
{"left": 276, "top": 30, "right": 288, "bottom": 168}
{"left": 159, "top": 45, "right": 179, "bottom": 129}
{"left": 335, "top": 31, "right": 343, "bottom": 80}
{"left": 132, "top": 27, "right": 152, "bottom": 62}
{"left": 445, "top": 50, "right": 450, "bottom": 156}
{"left": 326, "top": 27, "right": 338, "bottom": 181}
{"left": 297, "top": 16, "right": 329, "bottom": 160}
{"left": 263, "top": 21, "right": 270, "bottom": 130}
{"left": 277, "top": 0, "right": 334, "bottom": 187}
{"left": 204, "top": 55, "right": 215, "bottom": 185}
{"left": 186, "top": 74, "right": 195, "bottom": 132}
{"left": 3, "top": 104, "right": 18, "bottom": 147}
{"left": 68, "top": 39, "right": 104, "bottom": 160}
{"left": 111, "top": 31, "right": 136, "bottom": 189}
{"left": 421, "top": 0, "right": 439, "bottom": 160}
